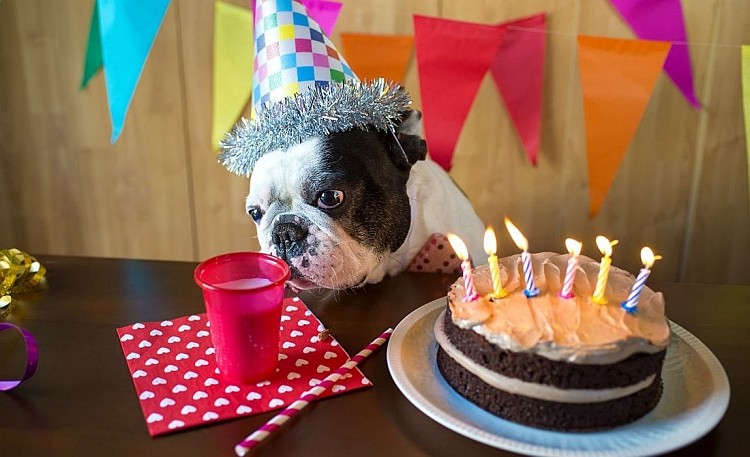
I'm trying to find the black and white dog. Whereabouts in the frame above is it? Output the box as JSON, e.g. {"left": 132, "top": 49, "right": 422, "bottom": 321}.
{"left": 246, "top": 110, "right": 484, "bottom": 290}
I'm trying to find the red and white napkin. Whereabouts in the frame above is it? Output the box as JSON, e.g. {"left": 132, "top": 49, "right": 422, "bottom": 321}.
{"left": 116, "top": 297, "right": 371, "bottom": 436}
{"left": 407, "top": 233, "right": 463, "bottom": 274}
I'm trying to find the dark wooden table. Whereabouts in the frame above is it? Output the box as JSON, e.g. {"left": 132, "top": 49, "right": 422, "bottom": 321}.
{"left": 1, "top": 256, "right": 748, "bottom": 456}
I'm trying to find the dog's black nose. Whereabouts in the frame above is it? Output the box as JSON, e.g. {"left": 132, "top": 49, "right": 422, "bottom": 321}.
{"left": 272, "top": 222, "right": 306, "bottom": 244}
{"left": 271, "top": 222, "right": 307, "bottom": 260}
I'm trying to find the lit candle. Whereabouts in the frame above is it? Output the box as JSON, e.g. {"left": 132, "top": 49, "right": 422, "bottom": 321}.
{"left": 621, "top": 247, "right": 662, "bottom": 314}
{"left": 446, "top": 233, "right": 479, "bottom": 301}
{"left": 503, "top": 217, "right": 539, "bottom": 298}
{"left": 559, "top": 238, "right": 582, "bottom": 299}
{"left": 483, "top": 226, "right": 508, "bottom": 299}
{"left": 592, "top": 236, "right": 619, "bottom": 305}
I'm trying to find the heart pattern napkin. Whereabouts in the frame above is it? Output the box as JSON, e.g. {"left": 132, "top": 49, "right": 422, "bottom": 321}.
{"left": 117, "top": 297, "right": 371, "bottom": 436}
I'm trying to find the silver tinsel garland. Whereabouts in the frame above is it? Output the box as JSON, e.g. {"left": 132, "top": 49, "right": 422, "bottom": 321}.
{"left": 218, "top": 79, "right": 412, "bottom": 176}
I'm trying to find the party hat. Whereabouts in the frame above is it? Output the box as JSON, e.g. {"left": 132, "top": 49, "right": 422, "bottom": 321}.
{"left": 219, "top": 0, "right": 412, "bottom": 177}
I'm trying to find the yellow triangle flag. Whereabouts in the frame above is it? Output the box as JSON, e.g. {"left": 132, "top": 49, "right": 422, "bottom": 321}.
{"left": 742, "top": 45, "right": 750, "bottom": 215}
{"left": 578, "top": 35, "right": 671, "bottom": 217}
{"left": 212, "top": 1, "right": 253, "bottom": 152}
{"left": 340, "top": 33, "right": 413, "bottom": 83}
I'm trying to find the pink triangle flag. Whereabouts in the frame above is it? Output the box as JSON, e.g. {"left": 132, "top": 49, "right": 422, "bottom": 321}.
{"left": 490, "top": 13, "right": 546, "bottom": 166}
{"left": 413, "top": 15, "right": 506, "bottom": 171}
{"left": 251, "top": 0, "right": 341, "bottom": 36}
{"left": 608, "top": 0, "right": 700, "bottom": 108}
{"left": 300, "top": 0, "right": 342, "bottom": 36}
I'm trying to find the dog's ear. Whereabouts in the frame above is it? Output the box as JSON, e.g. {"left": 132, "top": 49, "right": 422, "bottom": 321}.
{"left": 385, "top": 110, "right": 427, "bottom": 170}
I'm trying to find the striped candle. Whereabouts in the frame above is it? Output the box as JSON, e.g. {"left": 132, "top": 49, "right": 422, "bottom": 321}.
{"left": 520, "top": 251, "right": 539, "bottom": 297}
{"left": 560, "top": 239, "right": 582, "bottom": 299}
{"left": 460, "top": 259, "right": 479, "bottom": 301}
{"left": 234, "top": 329, "right": 393, "bottom": 456}
{"left": 621, "top": 247, "right": 662, "bottom": 314}
{"left": 446, "top": 233, "right": 479, "bottom": 301}
{"left": 504, "top": 217, "right": 539, "bottom": 298}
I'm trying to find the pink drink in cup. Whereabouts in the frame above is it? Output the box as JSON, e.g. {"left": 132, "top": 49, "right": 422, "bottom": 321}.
{"left": 194, "top": 252, "right": 290, "bottom": 384}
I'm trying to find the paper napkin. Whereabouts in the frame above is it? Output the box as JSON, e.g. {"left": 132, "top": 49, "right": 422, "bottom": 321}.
{"left": 117, "top": 297, "right": 371, "bottom": 436}
{"left": 407, "top": 233, "right": 463, "bottom": 274}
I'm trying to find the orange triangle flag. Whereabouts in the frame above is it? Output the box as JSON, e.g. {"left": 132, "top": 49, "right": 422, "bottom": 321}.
{"left": 578, "top": 35, "right": 671, "bottom": 217}
{"left": 340, "top": 33, "right": 414, "bottom": 83}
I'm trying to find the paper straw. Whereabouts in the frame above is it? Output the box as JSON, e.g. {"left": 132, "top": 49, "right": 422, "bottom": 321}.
{"left": 235, "top": 328, "right": 393, "bottom": 456}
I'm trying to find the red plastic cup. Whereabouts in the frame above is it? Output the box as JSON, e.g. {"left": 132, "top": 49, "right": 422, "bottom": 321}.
{"left": 194, "top": 252, "right": 290, "bottom": 384}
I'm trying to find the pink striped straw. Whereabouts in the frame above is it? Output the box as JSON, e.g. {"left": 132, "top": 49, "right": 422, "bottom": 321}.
{"left": 234, "top": 328, "right": 393, "bottom": 456}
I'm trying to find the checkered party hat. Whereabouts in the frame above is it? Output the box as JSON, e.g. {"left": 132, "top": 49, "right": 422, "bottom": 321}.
{"left": 219, "top": 0, "right": 412, "bottom": 177}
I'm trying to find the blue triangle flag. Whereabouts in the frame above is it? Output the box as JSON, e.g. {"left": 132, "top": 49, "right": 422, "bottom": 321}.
{"left": 98, "top": 0, "right": 172, "bottom": 143}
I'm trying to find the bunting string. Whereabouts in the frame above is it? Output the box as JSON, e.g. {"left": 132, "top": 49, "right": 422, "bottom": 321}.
{"left": 505, "top": 24, "right": 745, "bottom": 49}
{"left": 76, "top": 1, "right": 749, "bottom": 217}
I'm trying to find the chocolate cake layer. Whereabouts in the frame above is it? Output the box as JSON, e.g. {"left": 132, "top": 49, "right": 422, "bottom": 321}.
{"left": 436, "top": 346, "right": 663, "bottom": 431}
{"left": 443, "top": 308, "right": 666, "bottom": 390}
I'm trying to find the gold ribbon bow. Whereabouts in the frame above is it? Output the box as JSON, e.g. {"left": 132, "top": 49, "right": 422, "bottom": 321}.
{"left": 1, "top": 248, "right": 46, "bottom": 319}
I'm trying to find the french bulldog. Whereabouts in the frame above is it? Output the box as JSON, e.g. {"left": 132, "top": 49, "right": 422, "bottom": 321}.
{"left": 246, "top": 110, "right": 485, "bottom": 290}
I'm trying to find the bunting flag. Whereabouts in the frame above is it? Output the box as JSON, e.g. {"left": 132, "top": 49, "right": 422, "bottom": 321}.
{"left": 300, "top": 0, "right": 342, "bottom": 36}
{"left": 578, "top": 35, "right": 671, "bottom": 217}
{"left": 211, "top": 1, "right": 254, "bottom": 152}
{"left": 608, "top": 0, "right": 699, "bottom": 108}
{"left": 84, "top": 0, "right": 172, "bottom": 143}
{"left": 490, "top": 14, "right": 546, "bottom": 166}
{"left": 413, "top": 15, "right": 505, "bottom": 171}
{"left": 340, "top": 33, "right": 413, "bottom": 83}
{"left": 742, "top": 45, "right": 750, "bottom": 214}
{"left": 80, "top": 0, "right": 103, "bottom": 88}
{"left": 251, "top": 0, "right": 341, "bottom": 36}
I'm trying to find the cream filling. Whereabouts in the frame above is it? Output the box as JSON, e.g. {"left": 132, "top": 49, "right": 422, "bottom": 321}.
{"left": 435, "top": 313, "right": 656, "bottom": 404}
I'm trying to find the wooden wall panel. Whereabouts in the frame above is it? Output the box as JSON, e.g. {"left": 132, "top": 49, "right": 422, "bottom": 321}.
{"left": 177, "top": 0, "right": 441, "bottom": 262}
{"left": 445, "top": 0, "right": 729, "bottom": 284}
{"left": 176, "top": 0, "right": 259, "bottom": 261}
{"left": 332, "top": 0, "right": 440, "bottom": 110}
{"left": 0, "top": 0, "right": 748, "bottom": 284}
{"left": 0, "top": 0, "right": 195, "bottom": 261}
{"left": 682, "top": 0, "right": 750, "bottom": 283}
{"left": 0, "top": 0, "right": 26, "bottom": 249}
{"left": 445, "top": 0, "right": 586, "bottom": 265}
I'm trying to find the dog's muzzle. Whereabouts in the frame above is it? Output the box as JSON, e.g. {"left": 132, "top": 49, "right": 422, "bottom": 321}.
{"left": 271, "top": 216, "right": 308, "bottom": 261}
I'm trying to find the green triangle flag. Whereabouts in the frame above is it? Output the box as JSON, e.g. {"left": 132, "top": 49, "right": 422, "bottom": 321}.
{"left": 80, "top": 0, "right": 103, "bottom": 89}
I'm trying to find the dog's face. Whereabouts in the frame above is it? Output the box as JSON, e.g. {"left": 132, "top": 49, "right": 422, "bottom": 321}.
{"left": 246, "top": 111, "right": 427, "bottom": 290}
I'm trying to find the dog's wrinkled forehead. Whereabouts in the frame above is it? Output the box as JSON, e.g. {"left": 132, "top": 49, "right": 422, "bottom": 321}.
{"left": 248, "top": 137, "right": 327, "bottom": 209}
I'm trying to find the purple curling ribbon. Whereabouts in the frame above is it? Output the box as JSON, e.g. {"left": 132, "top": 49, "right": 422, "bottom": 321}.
{"left": 0, "top": 322, "right": 39, "bottom": 391}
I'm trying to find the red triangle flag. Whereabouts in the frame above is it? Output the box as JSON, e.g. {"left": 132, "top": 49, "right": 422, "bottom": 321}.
{"left": 578, "top": 35, "right": 671, "bottom": 217}
{"left": 413, "top": 15, "right": 506, "bottom": 171}
{"left": 491, "top": 14, "right": 546, "bottom": 166}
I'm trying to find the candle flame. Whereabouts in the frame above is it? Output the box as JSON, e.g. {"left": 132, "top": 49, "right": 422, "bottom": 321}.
{"left": 446, "top": 233, "right": 469, "bottom": 261}
{"left": 565, "top": 238, "right": 582, "bottom": 256}
{"left": 640, "top": 247, "right": 663, "bottom": 269}
{"left": 504, "top": 217, "right": 528, "bottom": 251}
{"left": 483, "top": 226, "right": 497, "bottom": 255}
{"left": 595, "top": 236, "right": 618, "bottom": 257}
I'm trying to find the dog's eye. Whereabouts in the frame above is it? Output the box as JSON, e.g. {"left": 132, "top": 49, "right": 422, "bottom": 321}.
{"left": 247, "top": 207, "right": 263, "bottom": 223}
{"left": 316, "top": 190, "right": 344, "bottom": 209}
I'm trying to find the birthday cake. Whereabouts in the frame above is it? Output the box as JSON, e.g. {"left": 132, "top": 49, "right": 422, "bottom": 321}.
{"left": 436, "top": 252, "right": 670, "bottom": 431}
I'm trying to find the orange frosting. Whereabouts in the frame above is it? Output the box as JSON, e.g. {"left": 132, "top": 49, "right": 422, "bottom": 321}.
{"left": 447, "top": 253, "right": 670, "bottom": 364}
